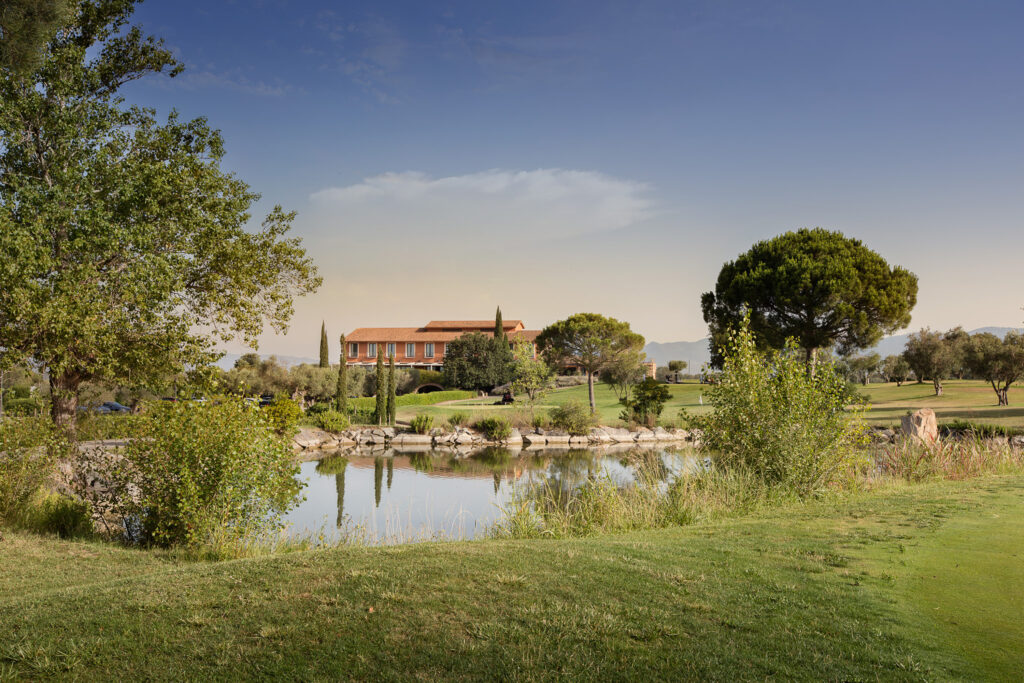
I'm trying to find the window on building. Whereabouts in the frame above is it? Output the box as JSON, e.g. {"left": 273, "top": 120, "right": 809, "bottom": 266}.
{"left": 348, "top": 343, "right": 358, "bottom": 358}
{"left": 387, "top": 342, "right": 396, "bottom": 358}
{"left": 367, "top": 342, "right": 377, "bottom": 357}
{"left": 405, "top": 343, "right": 415, "bottom": 358}
{"left": 442, "top": 343, "right": 447, "bottom": 356}
{"left": 424, "top": 343, "right": 434, "bottom": 358}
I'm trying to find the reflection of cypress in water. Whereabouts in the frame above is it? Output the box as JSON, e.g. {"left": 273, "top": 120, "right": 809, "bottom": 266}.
{"left": 387, "top": 457, "right": 393, "bottom": 490}
{"left": 335, "top": 469, "right": 345, "bottom": 528}
{"left": 493, "top": 471, "right": 501, "bottom": 495}
{"left": 374, "top": 457, "right": 384, "bottom": 508}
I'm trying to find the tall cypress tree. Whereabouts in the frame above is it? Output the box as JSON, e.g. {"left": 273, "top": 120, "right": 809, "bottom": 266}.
{"left": 374, "top": 344, "right": 386, "bottom": 425}
{"left": 335, "top": 334, "right": 348, "bottom": 413}
{"left": 494, "top": 306, "right": 505, "bottom": 342}
{"left": 387, "top": 353, "right": 397, "bottom": 426}
{"left": 319, "top": 321, "right": 329, "bottom": 368}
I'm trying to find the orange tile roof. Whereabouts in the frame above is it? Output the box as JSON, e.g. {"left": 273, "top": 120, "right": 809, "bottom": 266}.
{"left": 424, "top": 320, "right": 523, "bottom": 330}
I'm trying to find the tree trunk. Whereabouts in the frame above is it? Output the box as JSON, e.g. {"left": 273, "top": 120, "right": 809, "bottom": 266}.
{"left": 804, "top": 347, "right": 818, "bottom": 378}
{"left": 49, "top": 371, "right": 81, "bottom": 432}
{"left": 998, "top": 386, "right": 1010, "bottom": 406}
{"left": 587, "top": 371, "right": 596, "bottom": 414}
{"left": 933, "top": 378, "right": 942, "bottom": 396}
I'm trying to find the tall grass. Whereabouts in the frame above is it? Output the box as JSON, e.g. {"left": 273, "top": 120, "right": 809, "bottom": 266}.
{"left": 877, "top": 438, "right": 1024, "bottom": 482}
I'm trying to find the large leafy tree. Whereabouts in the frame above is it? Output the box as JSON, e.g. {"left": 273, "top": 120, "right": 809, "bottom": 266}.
{"left": 964, "top": 332, "right": 1024, "bottom": 406}
{"left": 701, "top": 228, "right": 917, "bottom": 371}
{"left": 0, "top": 0, "right": 70, "bottom": 73}
{"left": 442, "top": 332, "right": 508, "bottom": 392}
{"left": 0, "top": 0, "right": 320, "bottom": 428}
{"left": 535, "top": 313, "right": 645, "bottom": 414}
{"left": 902, "top": 328, "right": 959, "bottom": 396}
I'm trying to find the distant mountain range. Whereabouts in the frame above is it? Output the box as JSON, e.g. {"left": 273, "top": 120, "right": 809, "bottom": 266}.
{"left": 643, "top": 326, "right": 1021, "bottom": 369}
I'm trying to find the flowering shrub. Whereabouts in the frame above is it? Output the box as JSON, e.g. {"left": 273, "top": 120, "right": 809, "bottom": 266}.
{"left": 693, "top": 319, "right": 868, "bottom": 495}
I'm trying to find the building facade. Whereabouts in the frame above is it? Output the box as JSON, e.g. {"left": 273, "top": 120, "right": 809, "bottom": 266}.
{"left": 344, "top": 320, "right": 541, "bottom": 371}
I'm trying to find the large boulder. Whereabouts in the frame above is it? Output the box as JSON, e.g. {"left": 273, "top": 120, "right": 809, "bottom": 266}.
{"left": 293, "top": 428, "right": 332, "bottom": 450}
{"left": 901, "top": 408, "right": 938, "bottom": 443}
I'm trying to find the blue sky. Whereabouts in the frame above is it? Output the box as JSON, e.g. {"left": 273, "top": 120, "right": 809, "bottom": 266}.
{"left": 121, "top": 0, "right": 1024, "bottom": 356}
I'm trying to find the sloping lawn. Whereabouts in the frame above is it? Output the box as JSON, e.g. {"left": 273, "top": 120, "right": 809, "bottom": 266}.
{"left": 862, "top": 380, "right": 1024, "bottom": 429}
{"left": 2, "top": 475, "right": 1022, "bottom": 680}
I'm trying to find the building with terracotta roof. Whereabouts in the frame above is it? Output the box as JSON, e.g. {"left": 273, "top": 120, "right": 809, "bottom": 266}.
{"left": 345, "top": 319, "right": 541, "bottom": 370}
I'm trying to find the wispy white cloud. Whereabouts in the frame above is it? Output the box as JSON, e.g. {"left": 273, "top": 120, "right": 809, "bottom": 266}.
{"left": 309, "top": 169, "right": 653, "bottom": 241}
{"left": 170, "top": 69, "right": 293, "bottom": 97}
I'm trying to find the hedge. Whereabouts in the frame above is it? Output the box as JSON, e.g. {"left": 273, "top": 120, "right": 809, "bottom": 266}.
{"left": 348, "top": 390, "right": 473, "bottom": 412}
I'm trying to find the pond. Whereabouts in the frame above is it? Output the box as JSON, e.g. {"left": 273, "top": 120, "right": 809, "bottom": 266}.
{"left": 283, "top": 446, "right": 701, "bottom": 545}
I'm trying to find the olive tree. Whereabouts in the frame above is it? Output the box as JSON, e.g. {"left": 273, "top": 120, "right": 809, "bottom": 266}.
{"left": 701, "top": 228, "right": 917, "bottom": 373}
{"left": 536, "top": 313, "right": 645, "bottom": 413}
{"left": 881, "top": 354, "right": 911, "bottom": 386}
{"left": 964, "top": 332, "right": 1024, "bottom": 406}
{"left": 902, "top": 329, "right": 959, "bottom": 396}
{"left": 0, "top": 1, "right": 321, "bottom": 429}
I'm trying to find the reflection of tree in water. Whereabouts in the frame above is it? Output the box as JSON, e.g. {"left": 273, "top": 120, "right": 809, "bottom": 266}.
{"left": 374, "top": 457, "right": 384, "bottom": 508}
{"left": 619, "top": 448, "right": 671, "bottom": 485}
{"left": 409, "top": 452, "right": 433, "bottom": 473}
{"left": 387, "top": 458, "right": 393, "bottom": 490}
{"left": 315, "top": 456, "right": 348, "bottom": 528}
{"left": 493, "top": 471, "right": 501, "bottom": 495}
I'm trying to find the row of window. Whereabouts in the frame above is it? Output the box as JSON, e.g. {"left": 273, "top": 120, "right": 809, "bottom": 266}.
{"left": 348, "top": 342, "right": 445, "bottom": 359}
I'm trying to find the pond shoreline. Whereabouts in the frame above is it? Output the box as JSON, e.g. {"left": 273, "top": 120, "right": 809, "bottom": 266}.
{"left": 292, "top": 425, "right": 696, "bottom": 458}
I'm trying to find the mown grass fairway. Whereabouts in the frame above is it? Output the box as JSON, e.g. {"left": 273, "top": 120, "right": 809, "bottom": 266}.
{"left": 861, "top": 380, "right": 1023, "bottom": 429}
{"left": 397, "top": 381, "right": 709, "bottom": 425}
{"left": 2, "top": 475, "right": 1022, "bottom": 680}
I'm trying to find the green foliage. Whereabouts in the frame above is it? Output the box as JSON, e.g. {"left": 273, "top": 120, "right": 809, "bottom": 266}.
{"left": 410, "top": 414, "right": 434, "bottom": 435}
{"left": 0, "top": 417, "right": 63, "bottom": 524}
{"left": 0, "top": 0, "right": 70, "bottom": 73}
{"left": 964, "top": 331, "right": 1024, "bottom": 406}
{"left": 550, "top": 400, "right": 597, "bottom": 435}
{"left": 319, "top": 322, "right": 329, "bottom": 368}
{"left": 387, "top": 355, "right": 397, "bottom": 427}
{"left": 349, "top": 390, "right": 473, "bottom": 412}
{"left": 2, "top": 397, "right": 42, "bottom": 416}
{"left": 417, "top": 370, "right": 445, "bottom": 387}
{"left": 694, "top": 319, "right": 869, "bottom": 495}
{"left": 374, "top": 346, "right": 386, "bottom": 425}
{"left": 111, "top": 398, "right": 303, "bottom": 547}
{"left": 667, "top": 360, "right": 687, "bottom": 372}
{"left": 316, "top": 410, "right": 350, "bottom": 433}
{"left": 0, "top": 0, "right": 321, "bottom": 427}
{"left": 881, "top": 354, "right": 911, "bottom": 386}
{"left": 536, "top": 313, "right": 645, "bottom": 413}
{"left": 701, "top": 228, "right": 917, "bottom": 367}
{"left": 620, "top": 378, "right": 671, "bottom": 427}
{"left": 75, "top": 414, "right": 144, "bottom": 441}
{"left": 601, "top": 349, "right": 647, "bottom": 401}
{"left": 903, "top": 328, "right": 962, "bottom": 396}
{"left": 264, "top": 396, "right": 302, "bottom": 436}
{"left": 511, "top": 340, "right": 553, "bottom": 407}
{"left": 305, "top": 402, "right": 331, "bottom": 416}
{"left": 26, "top": 492, "right": 93, "bottom": 539}
{"left": 475, "top": 416, "right": 512, "bottom": 441}
{"left": 442, "top": 332, "right": 513, "bottom": 392}
{"left": 336, "top": 334, "right": 348, "bottom": 413}
{"left": 446, "top": 411, "right": 469, "bottom": 428}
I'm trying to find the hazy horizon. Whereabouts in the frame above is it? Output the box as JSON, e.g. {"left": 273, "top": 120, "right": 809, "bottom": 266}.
{"left": 121, "top": 1, "right": 1024, "bottom": 357}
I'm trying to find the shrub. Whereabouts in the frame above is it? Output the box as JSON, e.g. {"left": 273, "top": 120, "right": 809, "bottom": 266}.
{"left": 619, "top": 378, "right": 671, "bottom": 427}
{"left": 98, "top": 398, "right": 303, "bottom": 548}
{"left": 349, "top": 390, "right": 473, "bottom": 412}
{"left": 316, "top": 409, "right": 350, "bottom": 433}
{"left": 532, "top": 413, "right": 551, "bottom": 430}
{"left": 264, "top": 396, "right": 302, "bottom": 436}
{"left": 0, "top": 417, "right": 63, "bottom": 525}
{"left": 27, "top": 492, "right": 93, "bottom": 538}
{"left": 2, "top": 397, "right": 43, "bottom": 416}
{"left": 305, "top": 402, "right": 332, "bottom": 416}
{"left": 446, "top": 411, "right": 469, "bottom": 428}
{"left": 550, "top": 400, "right": 597, "bottom": 435}
{"left": 410, "top": 414, "right": 434, "bottom": 434}
{"left": 475, "top": 416, "right": 512, "bottom": 441}
{"left": 75, "top": 413, "right": 144, "bottom": 441}
{"left": 693, "top": 319, "right": 868, "bottom": 495}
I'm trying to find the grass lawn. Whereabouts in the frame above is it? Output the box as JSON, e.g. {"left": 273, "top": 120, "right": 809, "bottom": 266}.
{"left": 861, "top": 380, "right": 1024, "bottom": 430}
{"left": 396, "top": 381, "right": 711, "bottom": 426}
{"left": 391, "top": 380, "right": 1024, "bottom": 432}
{"left": 2, "top": 475, "right": 1022, "bottom": 680}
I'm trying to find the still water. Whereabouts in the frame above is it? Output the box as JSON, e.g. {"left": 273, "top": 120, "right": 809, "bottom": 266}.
{"left": 283, "top": 446, "right": 699, "bottom": 544}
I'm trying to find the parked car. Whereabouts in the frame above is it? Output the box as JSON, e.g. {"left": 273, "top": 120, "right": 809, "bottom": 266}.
{"left": 100, "top": 401, "right": 131, "bottom": 413}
